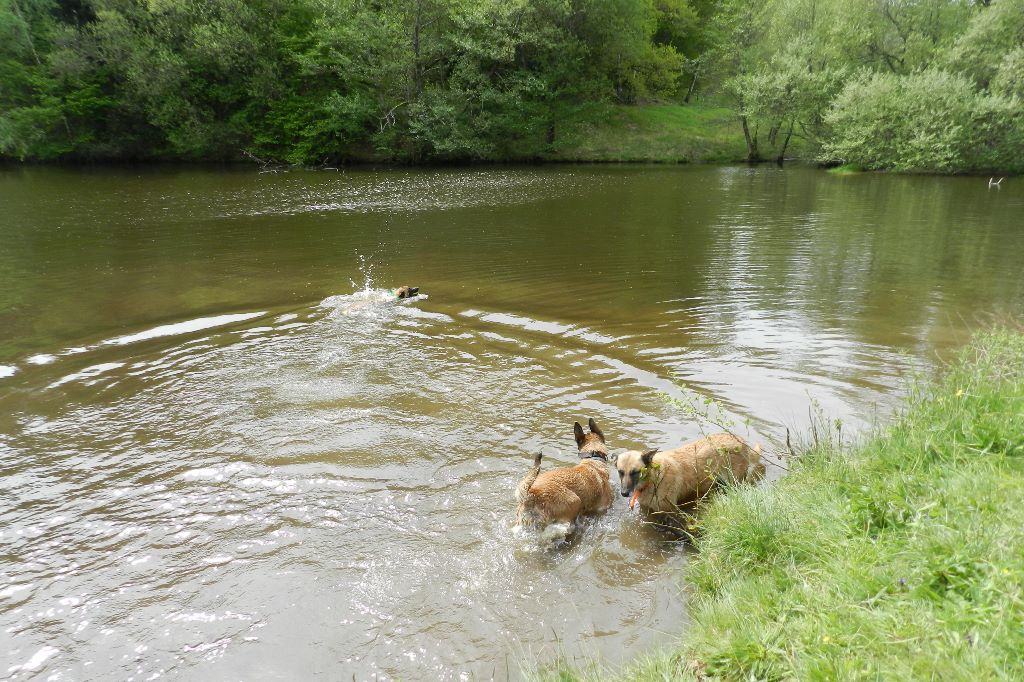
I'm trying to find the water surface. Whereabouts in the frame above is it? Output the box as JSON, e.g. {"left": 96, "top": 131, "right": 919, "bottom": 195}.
{"left": 1, "top": 165, "right": 1022, "bottom": 680}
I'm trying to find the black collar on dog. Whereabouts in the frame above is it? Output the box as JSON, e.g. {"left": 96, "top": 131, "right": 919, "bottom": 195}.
{"left": 582, "top": 453, "right": 608, "bottom": 462}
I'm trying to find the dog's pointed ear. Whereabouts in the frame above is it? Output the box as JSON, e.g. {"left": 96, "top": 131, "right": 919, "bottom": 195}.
{"left": 573, "top": 421, "right": 586, "bottom": 449}
{"left": 588, "top": 418, "right": 605, "bottom": 442}
{"left": 641, "top": 448, "right": 658, "bottom": 467}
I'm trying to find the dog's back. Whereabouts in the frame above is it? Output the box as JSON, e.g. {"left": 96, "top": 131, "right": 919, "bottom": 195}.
{"left": 516, "top": 457, "right": 611, "bottom": 527}
{"left": 514, "top": 419, "right": 613, "bottom": 528}
{"left": 616, "top": 433, "right": 764, "bottom": 520}
{"left": 657, "top": 433, "right": 763, "bottom": 506}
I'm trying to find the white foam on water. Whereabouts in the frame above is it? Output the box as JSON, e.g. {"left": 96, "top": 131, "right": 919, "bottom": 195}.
{"left": 103, "top": 312, "right": 266, "bottom": 346}
{"left": 7, "top": 645, "right": 59, "bottom": 673}
{"left": 538, "top": 522, "right": 574, "bottom": 543}
{"left": 479, "top": 312, "right": 574, "bottom": 336}
{"left": 47, "top": 362, "right": 125, "bottom": 389}
{"left": 479, "top": 331, "right": 523, "bottom": 346}
{"left": 180, "top": 463, "right": 251, "bottom": 481}
{"left": 239, "top": 476, "right": 299, "bottom": 493}
{"left": 236, "top": 326, "right": 274, "bottom": 336}
{"left": 472, "top": 311, "right": 620, "bottom": 345}
{"left": 564, "top": 327, "right": 622, "bottom": 345}
{"left": 396, "top": 303, "right": 447, "bottom": 322}
{"left": 0, "top": 582, "right": 33, "bottom": 599}
{"left": 320, "top": 289, "right": 428, "bottom": 317}
{"left": 14, "top": 312, "right": 265, "bottom": 375}
{"left": 26, "top": 354, "right": 57, "bottom": 365}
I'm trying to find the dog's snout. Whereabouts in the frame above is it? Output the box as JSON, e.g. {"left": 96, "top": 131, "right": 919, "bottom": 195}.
{"left": 620, "top": 490, "right": 630, "bottom": 497}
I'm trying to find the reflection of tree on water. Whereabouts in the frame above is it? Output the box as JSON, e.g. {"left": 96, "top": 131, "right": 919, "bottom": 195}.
{"left": 721, "top": 172, "right": 1022, "bottom": 351}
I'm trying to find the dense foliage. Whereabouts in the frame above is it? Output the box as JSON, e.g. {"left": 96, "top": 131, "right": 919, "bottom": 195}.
{"left": 0, "top": 0, "right": 705, "bottom": 162}
{"left": 823, "top": 69, "right": 1024, "bottom": 173}
{"left": 1, "top": 0, "right": 1022, "bottom": 171}
{"left": 710, "top": 0, "right": 1024, "bottom": 171}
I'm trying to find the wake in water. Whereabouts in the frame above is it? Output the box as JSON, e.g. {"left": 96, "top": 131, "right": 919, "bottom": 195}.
{"left": 318, "top": 252, "right": 428, "bottom": 317}
{"left": 319, "top": 288, "right": 429, "bottom": 318}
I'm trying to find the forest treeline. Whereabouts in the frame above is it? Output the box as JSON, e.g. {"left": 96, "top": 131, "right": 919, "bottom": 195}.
{"left": 1, "top": 0, "right": 1022, "bottom": 172}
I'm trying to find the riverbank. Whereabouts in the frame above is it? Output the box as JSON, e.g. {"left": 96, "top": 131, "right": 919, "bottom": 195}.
{"left": 0, "top": 104, "right": 776, "bottom": 167}
{"left": 548, "top": 329, "right": 1024, "bottom": 680}
{"left": 535, "top": 104, "right": 748, "bottom": 164}
{"left": 4, "top": 100, "right": 1015, "bottom": 171}
{"left": 535, "top": 103, "right": 819, "bottom": 165}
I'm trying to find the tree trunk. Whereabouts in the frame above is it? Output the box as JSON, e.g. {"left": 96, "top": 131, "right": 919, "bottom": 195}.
{"left": 11, "top": 0, "right": 73, "bottom": 140}
{"left": 776, "top": 119, "right": 795, "bottom": 164}
{"left": 740, "top": 115, "right": 760, "bottom": 162}
{"left": 411, "top": 0, "right": 425, "bottom": 100}
{"left": 684, "top": 71, "right": 699, "bottom": 104}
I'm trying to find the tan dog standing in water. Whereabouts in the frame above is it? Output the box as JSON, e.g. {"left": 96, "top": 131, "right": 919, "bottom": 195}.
{"left": 515, "top": 418, "right": 613, "bottom": 529}
{"left": 614, "top": 433, "right": 764, "bottom": 524}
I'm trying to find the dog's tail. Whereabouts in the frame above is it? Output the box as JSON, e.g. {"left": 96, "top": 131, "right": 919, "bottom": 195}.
{"left": 515, "top": 452, "right": 543, "bottom": 503}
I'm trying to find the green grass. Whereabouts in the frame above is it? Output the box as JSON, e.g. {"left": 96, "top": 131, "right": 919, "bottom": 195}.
{"left": 537, "top": 103, "right": 748, "bottom": 164}
{"left": 540, "top": 329, "right": 1024, "bottom": 681}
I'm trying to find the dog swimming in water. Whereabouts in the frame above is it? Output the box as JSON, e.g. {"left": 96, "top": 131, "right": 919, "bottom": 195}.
{"left": 514, "top": 418, "right": 613, "bottom": 532}
{"left": 393, "top": 286, "right": 419, "bottom": 299}
{"left": 322, "top": 285, "right": 426, "bottom": 316}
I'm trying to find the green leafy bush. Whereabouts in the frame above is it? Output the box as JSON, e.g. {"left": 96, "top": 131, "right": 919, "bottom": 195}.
{"left": 823, "top": 69, "right": 1024, "bottom": 173}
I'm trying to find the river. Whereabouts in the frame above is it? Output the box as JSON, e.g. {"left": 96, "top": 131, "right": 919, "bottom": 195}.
{"left": 1, "top": 165, "right": 1021, "bottom": 680}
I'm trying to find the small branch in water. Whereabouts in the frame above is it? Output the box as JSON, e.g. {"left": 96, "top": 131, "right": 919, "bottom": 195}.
{"left": 241, "top": 149, "right": 292, "bottom": 173}
{"left": 241, "top": 149, "right": 269, "bottom": 167}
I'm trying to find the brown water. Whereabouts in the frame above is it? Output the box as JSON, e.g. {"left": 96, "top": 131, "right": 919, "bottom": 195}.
{"left": 1, "top": 165, "right": 1022, "bottom": 680}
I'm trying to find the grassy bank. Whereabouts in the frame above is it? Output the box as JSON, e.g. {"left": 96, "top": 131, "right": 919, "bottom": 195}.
{"left": 553, "top": 329, "right": 1024, "bottom": 680}
{"left": 534, "top": 104, "right": 747, "bottom": 164}
{"left": 0, "top": 103, "right": 764, "bottom": 167}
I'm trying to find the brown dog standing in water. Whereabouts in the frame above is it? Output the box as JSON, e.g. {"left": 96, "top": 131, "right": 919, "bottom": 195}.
{"left": 614, "top": 433, "right": 764, "bottom": 524}
{"left": 515, "top": 418, "right": 613, "bottom": 529}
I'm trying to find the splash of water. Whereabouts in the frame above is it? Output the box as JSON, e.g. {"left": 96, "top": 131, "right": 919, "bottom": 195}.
{"left": 331, "top": 251, "right": 429, "bottom": 317}
{"left": 348, "top": 252, "right": 376, "bottom": 293}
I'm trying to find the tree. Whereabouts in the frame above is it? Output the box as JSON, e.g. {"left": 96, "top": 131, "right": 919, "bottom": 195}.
{"left": 945, "top": 0, "right": 1024, "bottom": 89}
{"left": 729, "top": 42, "right": 846, "bottom": 163}
{"left": 822, "top": 68, "right": 1024, "bottom": 174}
{"left": 705, "top": 0, "right": 776, "bottom": 160}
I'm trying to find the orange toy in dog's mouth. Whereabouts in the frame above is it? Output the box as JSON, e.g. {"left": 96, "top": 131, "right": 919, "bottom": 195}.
{"left": 629, "top": 487, "right": 645, "bottom": 510}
